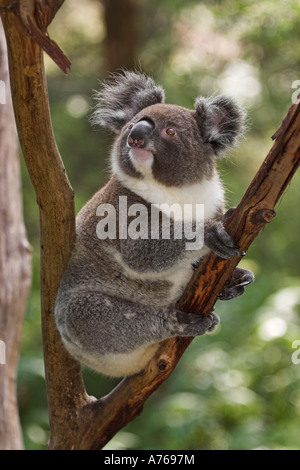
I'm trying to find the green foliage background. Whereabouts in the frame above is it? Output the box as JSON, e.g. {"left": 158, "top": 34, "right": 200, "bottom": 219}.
{"left": 18, "top": 0, "right": 300, "bottom": 450}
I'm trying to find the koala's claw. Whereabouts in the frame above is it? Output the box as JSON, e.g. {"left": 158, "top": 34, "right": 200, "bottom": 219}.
{"left": 237, "top": 278, "right": 252, "bottom": 287}
{"left": 207, "top": 313, "right": 219, "bottom": 332}
{"left": 218, "top": 267, "right": 255, "bottom": 301}
{"left": 175, "top": 311, "right": 219, "bottom": 336}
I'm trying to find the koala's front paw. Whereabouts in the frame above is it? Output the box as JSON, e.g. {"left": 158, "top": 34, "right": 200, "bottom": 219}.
{"left": 174, "top": 311, "right": 219, "bottom": 336}
{"left": 218, "top": 267, "right": 255, "bottom": 300}
{"left": 204, "top": 209, "right": 244, "bottom": 259}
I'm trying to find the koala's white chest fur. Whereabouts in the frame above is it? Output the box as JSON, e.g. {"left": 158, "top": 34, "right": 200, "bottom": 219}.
{"left": 110, "top": 165, "right": 224, "bottom": 304}
{"left": 114, "top": 162, "right": 225, "bottom": 222}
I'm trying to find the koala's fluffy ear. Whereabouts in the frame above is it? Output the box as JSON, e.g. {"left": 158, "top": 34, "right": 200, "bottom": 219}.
{"left": 91, "top": 71, "right": 165, "bottom": 133}
{"left": 194, "top": 95, "right": 246, "bottom": 156}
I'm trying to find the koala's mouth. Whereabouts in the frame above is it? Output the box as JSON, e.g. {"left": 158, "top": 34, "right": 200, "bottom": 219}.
{"left": 129, "top": 147, "right": 154, "bottom": 162}
{"left": 128, "top": 147, "right": 154, "bottom": 177}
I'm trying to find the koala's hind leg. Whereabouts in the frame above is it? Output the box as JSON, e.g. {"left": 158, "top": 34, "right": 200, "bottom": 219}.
{"left": 218, "top": 267, "right": 255, "bottom": 300}
{"left": 55, "top": 291, "right": 219, "bottom": 376}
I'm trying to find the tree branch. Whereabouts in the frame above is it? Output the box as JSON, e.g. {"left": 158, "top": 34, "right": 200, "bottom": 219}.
{"left": 1, "top": 0, "right": 300, "bottom": 450}
{"left": 1, "top": 0, "right": 71, "bottom": 72}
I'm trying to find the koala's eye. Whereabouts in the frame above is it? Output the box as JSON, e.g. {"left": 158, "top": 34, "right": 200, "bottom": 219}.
{"left": 166, "top": 128, "right": 176, "bottom": 136}
{"left": 127, "top": 123, "right": 134, "bottom": 130}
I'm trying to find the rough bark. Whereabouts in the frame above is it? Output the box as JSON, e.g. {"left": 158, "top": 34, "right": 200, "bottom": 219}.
{"left": 1, "top": 0, "right": 300, "bottom": 451}
{"left": 0, "top": 19, "right": 32, "bottom": 450}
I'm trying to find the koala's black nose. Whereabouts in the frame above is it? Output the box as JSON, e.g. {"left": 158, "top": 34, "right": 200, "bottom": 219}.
{"left": 128, "top": 120, "right": 154, "bottom": 148}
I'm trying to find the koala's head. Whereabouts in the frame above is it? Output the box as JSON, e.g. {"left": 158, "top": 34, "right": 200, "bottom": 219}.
{"left": 92, "top": 71, "right": 245, "bottom": 187}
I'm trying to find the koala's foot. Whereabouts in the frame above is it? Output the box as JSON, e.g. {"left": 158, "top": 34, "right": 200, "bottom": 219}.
{"left": 218, "top": 267, "right": 255, "bottom": 300}
{"left": 172, "top": 311, "right": 219, "bottom": 336}
{"left": 204, "top": 208, "right": 244, "bottom": 259}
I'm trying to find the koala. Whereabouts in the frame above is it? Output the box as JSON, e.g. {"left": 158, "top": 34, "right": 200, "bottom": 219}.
{"left": 55, "top": 71, "right": 254, "bottom": 377}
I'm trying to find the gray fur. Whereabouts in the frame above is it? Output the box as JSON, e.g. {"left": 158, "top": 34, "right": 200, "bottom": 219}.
{"left": 90, "top": 71, "right": 165, "bottom": 133}
{"left": 55, "top": 72, "right": 254, "bottom": 377}
{"left": 195, "top": 94, "right": 246, "bottom": 155}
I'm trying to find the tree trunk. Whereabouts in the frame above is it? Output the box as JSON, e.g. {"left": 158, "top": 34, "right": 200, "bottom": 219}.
{"left": 0, "top": 0, "right": 89, "bottom": 450}
{"left": 101, "top": 0, "right": 138, "bottom": 72}
{"left": 0, "top": 19, "right": 32, "bottom": 450}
